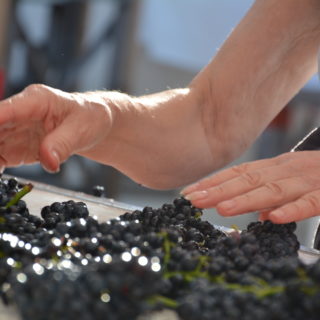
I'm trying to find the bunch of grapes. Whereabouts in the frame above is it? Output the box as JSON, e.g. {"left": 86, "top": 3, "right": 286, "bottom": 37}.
{"left": 0, "top": 175, "right": 320, "bottom": 320}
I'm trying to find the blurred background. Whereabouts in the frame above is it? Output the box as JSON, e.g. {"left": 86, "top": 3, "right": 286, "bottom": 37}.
{"left": 1, "top": 0, "right": 320, "bottom": 233}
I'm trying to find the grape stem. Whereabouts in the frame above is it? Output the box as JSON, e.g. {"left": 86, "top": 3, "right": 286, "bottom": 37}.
{"left": 5, "top": 183, "right": 33, "bottom": 209}
{"left": 148, "top": 295, "right": 178, "bottom": 308}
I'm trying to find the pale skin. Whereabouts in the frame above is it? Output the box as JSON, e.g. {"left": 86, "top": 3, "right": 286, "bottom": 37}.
{"left": 0, "top": 0, "right": 320, "bottom": 223}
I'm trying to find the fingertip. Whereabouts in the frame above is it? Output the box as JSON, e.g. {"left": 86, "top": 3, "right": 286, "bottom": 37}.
{"left": 51, "top": 150, "right": 60, "bottom": 166}
{"left": 268, "top": 209, "right": 290, "bottom": 224}
{"left": 183, "top": 197, "right": 205, "bottom": 209}
{"left": 41, "top": 161, "right": 60, "bottom": 174}
{"left": 39, "top": 145, "right": 60, "bottom": 173}
{"left": 184, "top": 190, "right": 208, "bottom": 202}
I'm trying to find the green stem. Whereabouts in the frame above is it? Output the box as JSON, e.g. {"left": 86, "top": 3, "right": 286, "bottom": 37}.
{"left": 5, "top": 183, "right": 33, "bottom": 209}
{"left": 165, "top": 267, "right": 286, "bottom": 299}
{"left": 230, "top": 224, "right": 240, "bottom": 233}
{"left": 194, "top": 211, "right": 202, "bottom": 219}
{"left": 195, "top": 255, "right": 210, "bottom": 272}
{"left": 224, "top": 282, "right": 284, "bottom": 298}
{"left": 148, "top": 295, "right": 178, "bottom": 308}
{"left": 158, "top": 231, "right": 176, "bottom": 270}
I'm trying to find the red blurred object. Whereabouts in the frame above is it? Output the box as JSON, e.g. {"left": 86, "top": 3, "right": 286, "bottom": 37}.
{"left": 0, "top": 68, "right": 5, "bottom": 99}
{"left": 268, "top": 106, "right": 290, "bottom": 130}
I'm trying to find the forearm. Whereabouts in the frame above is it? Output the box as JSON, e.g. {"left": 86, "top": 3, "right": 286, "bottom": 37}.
{"left": 82, "top": 0, "right": 320, "bottom": 190}
{"left": 80, "top": 89, "right": 214, "bottom": 189}
{"left": 192, "top": 0, "right": 320, "bottom": 160}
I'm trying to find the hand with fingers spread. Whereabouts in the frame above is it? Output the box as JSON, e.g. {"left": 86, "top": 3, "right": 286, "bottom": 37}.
{"left": 181, "top": 151, "right": 320, "bottom": 224}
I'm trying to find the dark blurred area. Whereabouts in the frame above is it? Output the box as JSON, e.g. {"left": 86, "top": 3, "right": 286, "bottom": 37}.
{"left": 0, "top": 0, "right": 320, "bottom": 227}
{"left": 3, "top": 0, "right": 148, "bottom": 202}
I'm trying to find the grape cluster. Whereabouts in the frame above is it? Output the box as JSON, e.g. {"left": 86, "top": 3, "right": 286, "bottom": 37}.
{"left": 10, "top": 257, "right": 168, "bottom": 320}
{"left": 0, "top": 175, "right": 320, "bottom": 320}
{"left": 245, "top": 220, "right": 299, "bottom": 259}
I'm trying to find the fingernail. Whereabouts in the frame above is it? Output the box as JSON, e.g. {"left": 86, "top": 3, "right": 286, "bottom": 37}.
{"left": 44, "top": 150, "right": 60, "bottom": 173}
{"left": 52, "top": 150, "right": 61, "bottom": 170}
{"left": 218, "top": 199, "right": 236, "bottom": 211}
{"left": 181, "top": 183, "right": 200, "bottom": 195}
{"left": 184, "top": 190, "right": 208, "bottom": 201}
{"left": 43, "top": 164, "right": 59, "bottom": 174}
{"left": 52, "top": 150, "right": 60, "bottom": 163}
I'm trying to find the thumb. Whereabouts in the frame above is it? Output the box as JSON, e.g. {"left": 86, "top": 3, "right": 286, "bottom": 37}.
{"left": 39, "top": 120, "right": 83, "bottom": 173}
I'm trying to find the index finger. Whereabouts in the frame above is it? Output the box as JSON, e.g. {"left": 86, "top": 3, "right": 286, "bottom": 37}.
{"left": 0, "top": 84, "right": 51, "bottom": 125}
{"left": 181, "top": 156, "right": 283, "bottom": 195}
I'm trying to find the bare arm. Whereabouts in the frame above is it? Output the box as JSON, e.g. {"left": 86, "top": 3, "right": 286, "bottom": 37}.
{"left": 85, "top": 0, "right": 320, "bottom": 188}
{"left": 192, "top": 0, "right": 320, "bottom": 159}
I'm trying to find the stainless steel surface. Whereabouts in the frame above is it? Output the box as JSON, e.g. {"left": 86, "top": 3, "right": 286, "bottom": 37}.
{"left": 299, "top": 246, "right": 320, "bottom": 265}
{"left": 5, "top": 175, "right": 139, "bottom": 220}
{"left": 296, "top": 217, "right": 320, "bottom": 250}
{"left": 0, "top": 303, "right": 19, "bottom": 320}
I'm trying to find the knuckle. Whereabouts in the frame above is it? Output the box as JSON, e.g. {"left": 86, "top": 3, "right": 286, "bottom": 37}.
{"left": 264, "top": 182, "right": 284, "bottom": 198}
{"left": 213, "top": 185, "right": 225, "bottom": 196}
{"left": 284, "top": 202, "right": 301, "bottom": 216}
{"left": 236, "top": 193, "right": 252, "bottom": 208}
{"left": 240, "top": 171, "right": 261, "bottom": 187}
{"left": 231, "top": 163, "right": 249, "bottom": 175}
{"left": 242, "top": 193, "right": 251, "bottom": 202}
{"left": 24, "top": 83, "right": 47, "bottom": 94}
{"left": 301, "top": 194, "right": 320, "bottom": 213}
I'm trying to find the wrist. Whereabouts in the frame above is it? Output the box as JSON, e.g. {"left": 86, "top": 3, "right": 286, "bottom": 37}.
{"left": 75, "top": 90, "right": 132, "bottom": 163}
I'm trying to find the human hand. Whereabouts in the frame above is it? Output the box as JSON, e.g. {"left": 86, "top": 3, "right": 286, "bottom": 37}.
{"left": 181, "top": 151, "right": 320, "bottom": 223}
{"left": 0, "top": 84, "right": 113, "bottom": 173}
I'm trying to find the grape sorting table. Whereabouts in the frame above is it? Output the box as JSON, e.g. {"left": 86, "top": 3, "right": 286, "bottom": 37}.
{"left": 1, "top": 177, "right": 320, "bottom": 320}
